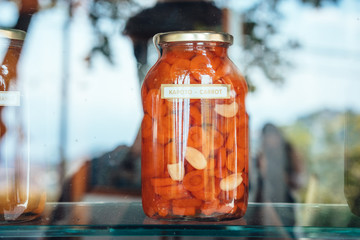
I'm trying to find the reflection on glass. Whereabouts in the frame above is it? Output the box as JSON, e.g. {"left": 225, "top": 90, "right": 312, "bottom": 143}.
{"left": 254, "top": 123, "right": 304, "bottom": 230}
{"left": 0, "top": 29, "right": 46, "bottom": 223}
{"left": 141, "top": 36, "right": 249, "bottom": 220}
{"left": 345, "top": 111, "right": 360, "bottom": 216}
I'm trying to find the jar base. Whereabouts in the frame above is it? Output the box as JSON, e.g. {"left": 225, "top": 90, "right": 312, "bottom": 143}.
{"left": 147, "top": 211, "right": 246, "bottom": 222}
{"left": 0, "top": 212, "right": 41, "bottom": 225}
{"left": 150, "top": 216, "right": 244, "bottom": 222}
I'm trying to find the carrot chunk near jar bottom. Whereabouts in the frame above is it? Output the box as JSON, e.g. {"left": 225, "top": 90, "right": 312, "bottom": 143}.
{"left": 172, "top": 206, "right": 196, "bottom": 216}
{"left": 141, "top": 31, "right": 248, "bottom": 220}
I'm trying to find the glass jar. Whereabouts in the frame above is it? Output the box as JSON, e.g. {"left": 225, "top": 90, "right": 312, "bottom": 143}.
{"left": 141, "top": 31, "right": 249, "bottom": 220}
{"left": 0, "top": 29, "right": 46, "bottom": 223}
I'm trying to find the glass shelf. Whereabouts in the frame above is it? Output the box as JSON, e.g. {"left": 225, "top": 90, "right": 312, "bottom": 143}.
{"left": 1, "top": 202, "right": 360, "bottom": 238}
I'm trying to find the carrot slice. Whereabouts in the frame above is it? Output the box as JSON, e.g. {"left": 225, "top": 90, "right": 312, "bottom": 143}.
{"left": 191, "top": 190, "right": 204, "bottom": 200}
{"left": 158, "top": 208, "right": 169, "bottom": 217}
{"left": 169, "top": 47, "right": 195, "bottom": 60}
{"left": 185, "top": 161, "right": 196, "bottom": 173}
{"left": 164, "top": 99, "right": 175, "bottom": 114}
{"left": 144, "top": 90, "right": 172, "bottom": 118}
{"left": 183, "top": 170, "right": 205, "bottom": 192}
{"left": 210, "top": 56, "right": 222, "bottom": 70}
{"left": 160, "top": 99, "right": 172, "bottom": 117}
{"left": 202, "top": 50, "right": 221, "bottom": 70}
{"left": 242, "top": 172, "right": 249, "bottom": 186}
{"left": 156, "top": 61, "right": 171, "bottom": 83}
{"left": 214, "top": 167, "right": 229, "bottom": 179}
{"left": 226, "top": 151, "right": 245, "bottom": 173}
{"left": 141, "top": 85, "right": 149, "bottom": 105}
{"left": 146, "top": 206, "right": 156, "bottom": 217}
{"left": 199, "top": 51, "right": 221, "bottom": 70}
{"left": 154, "top": 184, "right": 190, "bottom": 200}
{"left": 190, "top": 55, "right": 216, "bottom": 81}
{"left": 225, "top": 131, "right": 235, "bottom": 150}
{"left": 219, "top": 180, "right": 246, "bottom": 204}
{"left": 144, "top": 89, "right": 169, "bottom": 118}
{"left": 217, "top": 117, "right": 236, "bottom": 135}
{"left": 203, "top": 128, "right": 224, "bottom": 150}
{"left": 216, "top": 148, "right": 227, "bottom": 168}
{"left": 141, "top": 114, "right": 153, "bottom": 139}
{"left": 142, "top": 180, "right": 157, "bottom": 216}
{"left": 199, "top": 100, "right": 216, "bottom": 125}
{"left": 151, "top": 177, "right": 177, "bottom": 187}
{"left": 201, "top": 199, "right": 220, "bottom": 216}
{"left": 172, "top": 198, "right": 202, "bottom": 208}
{"left": 190, "top": 105, "right": 202, "bottom": 126}
{"left": 189, "top": 74, "right": 200, "bottom": 84}
{"left": 237, "top": 125, "right": 247, "bottom": 148}
{"left": 200, "top": 145, "right": 213, "bottom": 160}
{"left": 228, "top": 183, "right": 246, "bottom": 200}
{"left": 191, "top": 179, "right": 221, "bottom": 201}
{"left": 187, "top": 126, "right": 203, "bottom": 148}
{"left": 142, "top": 142, "right": 165, "bottom": 177}
{"left": 172, "top": 206, "right": 196, "bottom": 216}
{"left": 205, "top": 158, "right": 215, "bottom": 170}
{"left": 143, "top": 89, "right": 158, "bottom": 117}
{"left": 158, "top": 114, "right": 174, "bottom": 143}
{"left": 217, "top": 204, "right": 234, "bottom": 214}
{"left": 196, "top": 128, "right": 222, "bottom": 157}
{"left": 213, "top": 46, "right": 225, "bottom": 57}
{"left": 153, "top": 199, "right": 170, "bottom": 217}
{"left": 202, "top": 208, "right": 216, "bottom": 216}
{"left": 170, "top": 59, "right": 191, "bottom": 82}
{"left": 214, "top": 63, "right": 230, "bottom": 80}
{"left": 164, "top": 51, "right": 178, "bottom": 65}
{"left": 164, "top": 142, "right": 177, "bottom": 164}
{"left": 156, "top": 126, "right": 169, "bottom": 145}
{"left": 224, "top": 74, "right": 248, "bottom": 96}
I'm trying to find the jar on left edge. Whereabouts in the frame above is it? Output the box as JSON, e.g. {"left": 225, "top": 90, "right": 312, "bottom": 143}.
{"left": 0, "top": 29, "right": 46, "bottom": 223}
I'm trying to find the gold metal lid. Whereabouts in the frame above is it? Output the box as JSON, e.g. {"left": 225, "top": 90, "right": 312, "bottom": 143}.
{"left": 0, "top": 29, "right": 26, "bottom": 40}
{"left": 154, "top": 31, "right": 233, "bottom": 45}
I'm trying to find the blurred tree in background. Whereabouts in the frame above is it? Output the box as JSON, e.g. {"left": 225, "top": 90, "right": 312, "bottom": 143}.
{"left": 82, "top": 0, "right": 341, "bottom": 89}
{"left": 0, "top": 0, "right": 341, "bottom": 88}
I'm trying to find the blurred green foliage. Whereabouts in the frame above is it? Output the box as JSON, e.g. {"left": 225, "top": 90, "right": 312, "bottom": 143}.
{"left": 344, "top": 111, "right": 360, "bottom": 215}
{"left": 282, "top": 110, "right": 360, "bottom": 204}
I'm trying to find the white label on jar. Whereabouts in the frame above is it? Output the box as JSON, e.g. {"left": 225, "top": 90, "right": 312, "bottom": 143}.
{"left": 161, "top": 84, "right": 230, "bottom": 99}
{"left": 0, "top": 91, "right": 20, "bottom": 106}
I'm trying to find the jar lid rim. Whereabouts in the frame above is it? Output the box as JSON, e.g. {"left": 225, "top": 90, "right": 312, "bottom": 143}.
{"left": 154, "top": 31, "right": 233, "bottom": 45}
{"left": 0, "top": 28, "right": 26, "bottom": 40}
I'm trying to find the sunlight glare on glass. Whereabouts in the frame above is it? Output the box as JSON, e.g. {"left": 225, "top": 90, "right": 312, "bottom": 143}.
{"left": 0, "top": 1, "right": 19, "bottom": 27}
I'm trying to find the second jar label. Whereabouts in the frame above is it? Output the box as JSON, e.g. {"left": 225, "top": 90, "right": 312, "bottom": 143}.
{"left": 0, "top": 91, "right": 20, "bottom": 106}
{"left": 161, "top": 84, "right": 230, "bottom": 99}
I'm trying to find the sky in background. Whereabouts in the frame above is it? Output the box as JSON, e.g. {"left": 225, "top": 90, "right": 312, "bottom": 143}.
{"left": 1, "top": 0, "right": 359, "bottom": 164}
{"left": 243, "top": 0, "right": 360, "bottom": 130}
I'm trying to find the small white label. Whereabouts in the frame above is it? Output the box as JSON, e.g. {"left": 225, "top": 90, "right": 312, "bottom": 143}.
{"left": 0, "top": 91, "right": 20, "bottom": 106}
{"left": 161, "top": 84, "right": 230, "bottom": 99}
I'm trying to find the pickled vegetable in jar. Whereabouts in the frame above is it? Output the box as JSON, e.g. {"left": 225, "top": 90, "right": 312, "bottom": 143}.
{"left": 0, "top": 29, "right": 46, "bottom": 223}
{"left": 141, "top": 31, "right": 248, "bottom": 221}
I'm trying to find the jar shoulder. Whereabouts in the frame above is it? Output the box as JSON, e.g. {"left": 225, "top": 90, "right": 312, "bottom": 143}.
{"left": 142, "top": 55, "right": 247, "bottom": 94}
